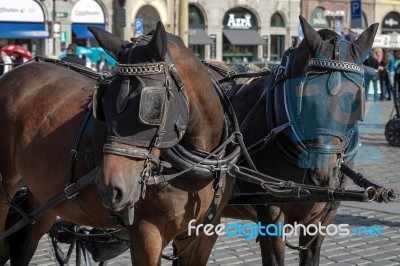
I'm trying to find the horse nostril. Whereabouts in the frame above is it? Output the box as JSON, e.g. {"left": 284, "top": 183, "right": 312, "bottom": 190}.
{"left": 111, "top": 186, "right": 123, "bottom": 204}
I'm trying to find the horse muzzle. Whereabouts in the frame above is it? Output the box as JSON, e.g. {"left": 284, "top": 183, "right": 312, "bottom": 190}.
{"left": 96, "top": 159, "right": 142, "bottom": 212}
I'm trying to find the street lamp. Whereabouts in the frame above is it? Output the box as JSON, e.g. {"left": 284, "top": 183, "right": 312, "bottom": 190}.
{"left": 324, "top": 10, "right": 345, "bottom": 33}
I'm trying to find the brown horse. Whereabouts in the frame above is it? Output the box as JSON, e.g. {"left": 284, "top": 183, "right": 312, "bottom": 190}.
{"left": 0, "top": 22, "right": 236, "bottom": 265}
{"left": 227, "top": 16, "right": 379, "bottom": 265}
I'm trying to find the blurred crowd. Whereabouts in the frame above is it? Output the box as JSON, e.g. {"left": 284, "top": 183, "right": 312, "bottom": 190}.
{"left": 1, "top": 42, "right": 114, "bottom": 76}
{"left": 363, "top": 48, "right": 400, "bottom": 102}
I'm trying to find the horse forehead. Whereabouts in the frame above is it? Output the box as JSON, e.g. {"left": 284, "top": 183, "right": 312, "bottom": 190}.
{"left": 317, "top": 39, "right": 354, "bottom": 62}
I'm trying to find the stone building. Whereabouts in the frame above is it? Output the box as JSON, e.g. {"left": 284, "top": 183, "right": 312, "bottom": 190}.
{"left": 2, "top": 0, "right": 400, "bottom": 63}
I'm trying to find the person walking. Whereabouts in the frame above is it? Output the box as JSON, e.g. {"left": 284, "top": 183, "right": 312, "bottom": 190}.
{"left": 61, "top": 43, "right": 86, "bottom": 66}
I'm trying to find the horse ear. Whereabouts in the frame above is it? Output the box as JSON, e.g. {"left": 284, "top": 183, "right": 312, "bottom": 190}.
{"left": 352, "top": 23, "right": 379, "bottom": 62}
{"left": 88, "top": 26, "right": 127, "bottom": 61}
{"left": 299, "top": 15, "right": 323, "bottom": 53}
{"left": 146, "top": 21, "right": 168, "bottom": 61}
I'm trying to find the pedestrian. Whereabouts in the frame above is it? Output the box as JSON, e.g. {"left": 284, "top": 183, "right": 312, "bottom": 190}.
{"left": 61, "top": 43, "right": 86, "bottom": 66}
{"left": 363, "top": 50, "right": 380, "bottom": 101}
{"left": 96, "top": 54, "right": 110, "bottom": 73}
{"left": 11, "top": 52, "right": 24, "bottom": 67}
{"left": 384, "top": 49, "right": 396, "bottom": 90}
{"left": 0, "top": 50, "right": 13, "bottom": 75}
{"left": 375, "top": 48, "right": 392, "bottom": 101}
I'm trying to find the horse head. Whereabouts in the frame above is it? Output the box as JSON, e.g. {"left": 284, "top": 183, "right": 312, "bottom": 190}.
{"left": 278, "top": 16, "right": 378, "bottom": 186}
{"left": 88, "top": 22, "right": 223, "bottom": 212}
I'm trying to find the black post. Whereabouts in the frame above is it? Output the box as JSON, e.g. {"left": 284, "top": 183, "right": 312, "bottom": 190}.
{"left": 53, "top": 0, "right": 56, "bottom": 54}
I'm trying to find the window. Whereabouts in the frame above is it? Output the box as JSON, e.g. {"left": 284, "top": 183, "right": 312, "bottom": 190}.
{"left": 271, "top": 13, "right": 285, "bottom": 27}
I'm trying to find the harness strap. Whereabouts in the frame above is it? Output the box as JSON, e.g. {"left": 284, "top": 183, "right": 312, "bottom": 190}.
{"left": 285, "top": 202, "right": 334, "bottom": 251}
{"left": 66, "top": 103, "right": 93, "bottom": 186}
{"left": 162, "top": 163, "right": 226, "bottom": 261}
{"left": 34, "top": 56, "right": 104, "bottom": 80}
{"left": 341, "top": 164, "right": 395, "bottom": 202}
{"left": 228, "top": 165, "right": 389, "bottom": 203}
{"left": 0, "top": 168, "right": 99, "bottom": 240}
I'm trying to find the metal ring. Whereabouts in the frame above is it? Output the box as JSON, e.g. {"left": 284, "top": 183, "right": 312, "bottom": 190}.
{"left": 365, "top": 186, "right": 376, "bottom": 202}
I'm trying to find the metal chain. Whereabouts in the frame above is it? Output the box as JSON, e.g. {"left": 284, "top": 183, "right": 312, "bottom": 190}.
{"left": 308, "top": 58, "right": 364, "bottom": 74}
{"left": 115, "top": 63, "right": 165, "bottom": 76}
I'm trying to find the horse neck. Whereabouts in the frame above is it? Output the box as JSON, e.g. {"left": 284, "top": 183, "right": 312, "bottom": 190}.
{"left": 169, "top": 46, "right": 224, "bottom": 152}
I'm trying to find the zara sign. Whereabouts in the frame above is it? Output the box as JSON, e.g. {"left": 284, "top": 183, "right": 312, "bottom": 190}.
{"left": 226, "top": 13, "right": 252, "bottom": 29}
{"left": 223, "top": 9, "right": 257, "bottom": 30}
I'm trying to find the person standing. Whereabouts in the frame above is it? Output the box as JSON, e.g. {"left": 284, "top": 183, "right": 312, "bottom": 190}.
{"left": 96, "top": 54, "right": 110, "bottom": 73}
{"left": 11, "top": 52, "right": 24, "bottom": 67}
{"left": 61, "top": 43, "right": 86, "bottom": 66}
{"left": 376, "top": 48, "right": 392, "bottom": 100}
{"left": 363, "top": 51, "right": 380, "bottom": 101}
{"left": 0, "top": 50, "right": 12, "bottom": 75}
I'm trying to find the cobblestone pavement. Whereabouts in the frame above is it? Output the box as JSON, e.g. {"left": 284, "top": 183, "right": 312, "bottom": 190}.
{"left": 15, "top": 100, "right": 400, "bottom": 265}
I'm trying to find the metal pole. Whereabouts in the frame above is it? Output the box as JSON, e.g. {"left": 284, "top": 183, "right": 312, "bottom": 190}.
{"left": 53, "top": 0, "right": 56, "bottom": 54}
{"left": 179, "top": 0, "right": 188, "bottom": 46}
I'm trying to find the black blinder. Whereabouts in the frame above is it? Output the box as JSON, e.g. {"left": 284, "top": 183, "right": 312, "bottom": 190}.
{"left": 93, "top": 79, "right": 111, "bottom": 121}
{"left": 139, "top": 86, "right": 167, "bottom": 125}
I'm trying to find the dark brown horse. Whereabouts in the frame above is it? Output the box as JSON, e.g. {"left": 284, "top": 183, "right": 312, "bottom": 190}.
{"left": 0, "top": 22, "right": 236, "bottom": 265}
{"left": 227, "top": 16, "right": 379, "bottom": 265}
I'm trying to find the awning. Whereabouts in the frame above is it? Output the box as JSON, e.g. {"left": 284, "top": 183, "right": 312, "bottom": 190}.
{"left": 0, "top": 22, "right": 48, "bottom": 38}
{"left": 72, "top": 23, "right": 105, "bottom": 39}
{"left": 189, "top": 29, "right": 213, "bottom": 45}
{"left": 223, "top": 29, "right": 265, "bottom": 45}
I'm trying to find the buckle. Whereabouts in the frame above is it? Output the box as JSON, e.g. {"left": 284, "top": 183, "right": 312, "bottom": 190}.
{"left": 64, "top": 183, "right": 78, "bottom": 200}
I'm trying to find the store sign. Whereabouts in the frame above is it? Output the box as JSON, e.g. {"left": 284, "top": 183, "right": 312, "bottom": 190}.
{"left": 0, "top": 0, "right": 45, "bottom": 22}
{"left": 223, "top": 9, "right": 258, "bottom": 30}
{"left": 382, "top": 13, "right": 400, "bottom": 33}
{"left": 56, "top": 12, "right": 68, "bottom": 19}
{"left": 310, "top": 7, "right": 329, "bottom": 28}
{"left": 372, "top": 34, "right": 400, "bottom": 48}
{"left": 71, "top": 0, "right": 105, "bottom": 23}
{"left": 226, "top": 13, "right": 252, "bottom": 29}
{"left": 60, "top": 31, "right": 68, "bottom": 42}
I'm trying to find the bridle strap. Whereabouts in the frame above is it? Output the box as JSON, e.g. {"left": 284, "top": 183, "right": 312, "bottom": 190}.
{"left": 307, "top": 58, "right": 364, "bottom": 74}
{"left": 103, "top": 143, "right": 150, "bottom": 160}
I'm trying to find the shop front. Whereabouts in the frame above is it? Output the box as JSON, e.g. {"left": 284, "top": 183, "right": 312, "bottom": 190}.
{"left": 71, "top": 0, "right": 106, "bottom": 47}
{"left": 0, "top": 0, "right": 48, "bottom": 57}
{"left": 382, "top": 12, "right": 400, "bottom": 34}
{"left": 222, "top": 8, "right": 265, "bottom": 64}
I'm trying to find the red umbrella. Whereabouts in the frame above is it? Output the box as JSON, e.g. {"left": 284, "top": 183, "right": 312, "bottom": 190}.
{"left": 1, "top": 45, "right": 32, "bottom": 60}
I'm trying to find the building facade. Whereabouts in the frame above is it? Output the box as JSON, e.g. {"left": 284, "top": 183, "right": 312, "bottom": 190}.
{"left": 301, "top": 0, "right": 374, "bottom": 33}
{"left": 0, "top": 0, "right": 113, "bottom": 58}
{"left": 3, "top": 0, "right": 400, "bottom": 63}
{"left": 118, "top": 0, "right": 301, "bottom": 63}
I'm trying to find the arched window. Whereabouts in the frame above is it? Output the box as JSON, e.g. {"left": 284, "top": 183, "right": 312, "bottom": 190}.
{"left": 189, "top": 5, "right": 204, "bottom": 28}
{"left": 136, "top": 5, "right": 161, "bottom": 35}
{"left": 271, "top": 13, "right": 285, "bottom": 27}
